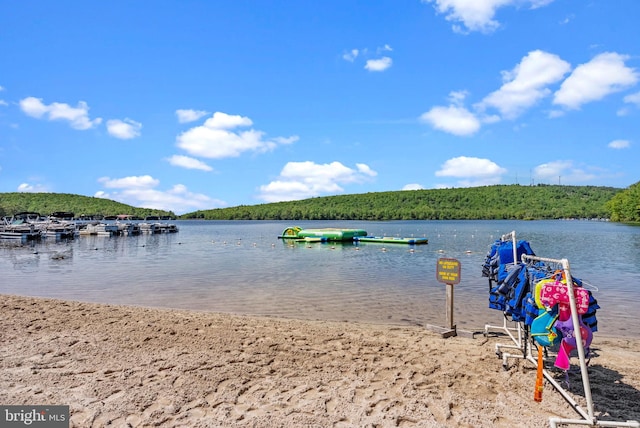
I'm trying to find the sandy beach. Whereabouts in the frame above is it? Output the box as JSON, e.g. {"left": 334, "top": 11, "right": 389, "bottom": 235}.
{"left": 1, "top": 294, "right": 639, "bottom": 427}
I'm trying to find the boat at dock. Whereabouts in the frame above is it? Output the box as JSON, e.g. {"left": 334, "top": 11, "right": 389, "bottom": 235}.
{"left": 36, "top": 212, "right": 77, "bottom": 239}
{"left": 115, "top": 222, "right": 141, "bottom": 236}
{"left": 1, "top": 211, "right": 179, "bottom": 242}
{"left": 0, "top": 221, "right": 41, "bottom": 241}
{"left": 78, "top": 220, "right": 178, "bottom": 236}
{"left": 77, "top": 222, "right": 120, "bottom": 236}
{"left": 1, "top": 212, "right": 43, "bottom": 241}
{"left": 139, "top": 222, "right": 179, "bottom": 234}
{"left": 38, "top": 220, "right": 77, "bottom": 239}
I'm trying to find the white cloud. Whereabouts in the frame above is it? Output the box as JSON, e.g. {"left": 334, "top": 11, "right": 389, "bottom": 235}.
{"left": 98, "top": 175, "right": 159, "bottom": 189}
{"left": 434, "top": 156, "right": 506, "bottom": 186}
{"left": 365, "top": 57, "right": 393, "bottom": 72}
{"left": 257, "top": 161, "right": 377, "bottom": 202}
{"left": 436, "top": 156, "right": 507, "bottom": 178}
{"left": 419, "top": 105, "right": 480, "bottom": 136}
{"left": 356, "top": 163, "right": 378, "bottom": 177}
{"left": 548, "top": 109, "right": 565, "bottom": 118}
{"left": 553, "top": 52, "right": 639, "bottom": 110}
{"left": 344, "top": 46, "right": 393, "bottom": 71}
{"left": 256, "top": 180, "right": 322, "bottom": 203}
{"left": 402, "top": 183, "right": 424, "bottom": 190}
{"left": 0, "top": 100, "right": 7, "bottom": 107}
{"left": 533, "top": 160, "right": 596, "bottom": 184}
{"left": 422, "top": 50, "right": 635, "bottom": 135}
{"left": 423, "top": 0, "right": 556, "bottom": 33}
{"left": 448, "top": 90, "right": 469, "bottom": 106}
{"left": 343, "top": 49, "right": 359, "bottom": 62}
{"left": 20, "top": 97, "right": 49, "bottom": 117}
{"left": 95, "top": 176, "right": 223, "bottom": 214}
{"left": 608, "top": 139, "right": 630, "bottom": 149}
{"left": 559, "top": 14, "right": 574, "bottom": 25}
{"left": 624, "top": 91, "right": 640, "bottom": 106}
{"left": 166, "top": 154, "right": 213, "bottom": 171}
{"left": 19, "top": 96, "right": 102, "bottom": 130}
{"left": 176, "top": 109, "right": 209, "bottom": 123}
{"left": 176, "top": 111, "right": 298, "bottom": 159}
{"left": 17, "top": 182, "right": 50, "bottom": 193}
{"left": 478, "top": 50, "right": 571, "bottom": 119}
{"left": 530, "top": 0, "right": 555, "bottom": 7}
{"left": 618, "top": 91, "right": 640, "bottom": 116}
{"left": 106, "top": 118, "right": 142, "bottom": 139}
{"left": 271, "top": 136, "right": 299, "bottom": 145}
{"left": 206, "top": 111, "right": 253, "bottom": 129}
{"left": 534, "top": 160, "right": 571, "bottom": 180}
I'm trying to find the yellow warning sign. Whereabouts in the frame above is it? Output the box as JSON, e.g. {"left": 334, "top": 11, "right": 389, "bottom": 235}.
{"left": 436, "top": 258, "right": 461, "bottom": 285}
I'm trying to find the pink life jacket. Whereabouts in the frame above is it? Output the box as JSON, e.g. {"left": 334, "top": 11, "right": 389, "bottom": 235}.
{"left": 539, "top": 281, "right": 590, "bottom": 321}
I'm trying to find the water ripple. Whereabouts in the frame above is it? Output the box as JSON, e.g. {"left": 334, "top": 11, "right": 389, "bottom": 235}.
{"left": 1, "top": 220, "right": 639, "bottom": 337}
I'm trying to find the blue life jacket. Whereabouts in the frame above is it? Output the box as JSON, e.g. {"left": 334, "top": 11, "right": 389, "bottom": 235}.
{"left": 489, "top": 263, "right": 530, "bottom": 321}
{"left": 582, "top": 291, "right": 600, "bottom": 332}
{"left": 485, "top": 239, "right": 535, "bottom": 318}
{"left": 483, "top": 239, "right": 536, "bottom": 283}
{"left": 504, "top": 263, "right": 530, "bottom": 322}
{"left": 482, "top": 239, "right": 502, "bottom": 281}
{"left": 523, "top": 291, "right": 539, "bottom": 326}
{"left": 497, "top": 240, "right": 535, "bottom": 265}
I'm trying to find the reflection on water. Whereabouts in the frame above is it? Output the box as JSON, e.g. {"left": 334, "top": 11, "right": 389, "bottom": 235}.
{"left": 1, "top": 220, "right": 639, "bottom": 338}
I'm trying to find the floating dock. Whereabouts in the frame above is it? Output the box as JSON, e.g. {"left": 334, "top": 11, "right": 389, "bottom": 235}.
{"left": 279, "top": 226, "right": 368, "bottom": 241}
{"left": 354, "top": 236, "right": 429, "bottom": 245}
{"left": 278, "top": 226, "right": 427, "bottom": 245}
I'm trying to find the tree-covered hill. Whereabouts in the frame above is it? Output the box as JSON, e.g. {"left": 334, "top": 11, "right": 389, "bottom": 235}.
{"left": 0, "top": 193, "right": 175, "bottom": 218}
{"left": 606, "top": 181, "right": 640, "bottom": 222}
{"left": 1, "top": 184, "right": 630, "bottom": 222}
{"left": 181, "top": 184, "right": 622, "bottom": 221}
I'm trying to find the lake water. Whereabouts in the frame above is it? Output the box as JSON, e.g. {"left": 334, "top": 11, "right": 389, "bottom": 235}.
{"left": 1, "top": 220, "right": 639, "bottom": 338}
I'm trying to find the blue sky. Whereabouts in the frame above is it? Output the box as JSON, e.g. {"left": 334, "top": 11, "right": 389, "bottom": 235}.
{"left": 1, "top": 1, "right": 639, "bottom": 214}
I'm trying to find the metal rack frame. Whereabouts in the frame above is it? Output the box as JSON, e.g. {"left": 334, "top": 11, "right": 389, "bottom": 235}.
{"left": 482, "top": 246, "right": 639, "bottom": 427}
{"left": 521, "top": 254, "right": 639, "bottom": 428}
{"left": 483, "top": 230, "right": 638, "bottom": 426}
{"left": 483, "top": 231, "right": 529, "bottom": 368}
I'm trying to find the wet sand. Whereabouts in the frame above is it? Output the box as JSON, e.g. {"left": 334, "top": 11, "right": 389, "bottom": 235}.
{"left": 1, "top": 294, "right": 639, "bottom": 427}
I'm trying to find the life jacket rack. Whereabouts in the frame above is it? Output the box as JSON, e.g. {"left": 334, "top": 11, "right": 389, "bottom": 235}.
{"left": 483, "top": 230, "right": 639, "bottom": 428}
{"left": 483, "top": 230, "right": 529, "bottom": 368}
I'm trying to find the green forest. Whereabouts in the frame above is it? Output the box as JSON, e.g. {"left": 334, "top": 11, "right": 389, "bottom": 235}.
{"left": 2, "top": 183, "right": 639, "bottom": 222}
{"left": 182, "top": 184, "right": 625, "bottom": 221}
{"left": 606, "top": 181, "right": 640, "bottom": 222}
{"left": 0, "top": 192, "right": 175, "bottom": 219}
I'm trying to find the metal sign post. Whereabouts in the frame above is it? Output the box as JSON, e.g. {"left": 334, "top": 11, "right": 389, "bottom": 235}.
{"left": 427, "top": 258, "right": 461, "bottom": 338}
